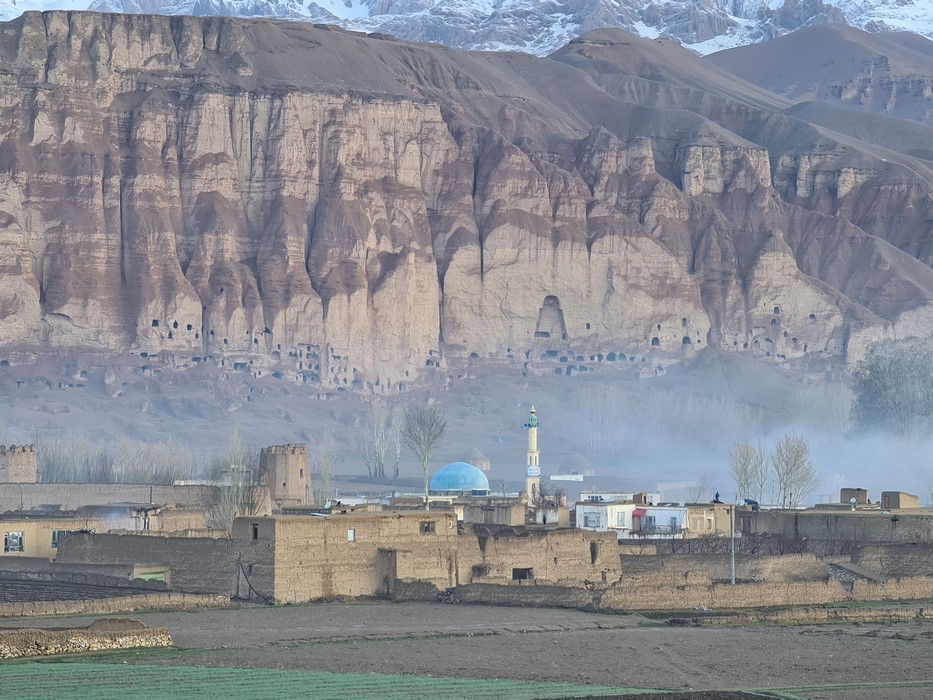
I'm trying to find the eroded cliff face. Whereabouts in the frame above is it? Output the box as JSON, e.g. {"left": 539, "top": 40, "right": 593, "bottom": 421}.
{"left": 0, "top": 14, "right": 932, "bottom": 390}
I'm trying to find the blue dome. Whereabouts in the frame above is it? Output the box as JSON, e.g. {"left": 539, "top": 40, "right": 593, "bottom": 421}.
{"left": 430, "top": 461, "right": 490, "bottom": 495}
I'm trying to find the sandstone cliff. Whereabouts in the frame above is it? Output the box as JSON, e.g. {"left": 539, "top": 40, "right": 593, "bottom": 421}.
{"left": 0, "top": 14, "right": 931, "bottom": 390}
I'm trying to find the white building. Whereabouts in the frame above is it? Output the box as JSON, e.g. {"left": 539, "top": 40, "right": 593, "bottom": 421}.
{"left": 577, "top": 501, "right": 687, "bottom": 540}
{"left": 576, "top": 501, "right": 637, "bottom": 537}
{"left": 579, "top": 490, "right": 661, "bottom": 504}
{"left": 633, "top": 505, "right": 687, "bottom": 538}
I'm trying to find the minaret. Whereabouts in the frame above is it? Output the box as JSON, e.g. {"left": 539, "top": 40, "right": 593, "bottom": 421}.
{"left": 524, "top": 406, "right": 541, "bottom": 503}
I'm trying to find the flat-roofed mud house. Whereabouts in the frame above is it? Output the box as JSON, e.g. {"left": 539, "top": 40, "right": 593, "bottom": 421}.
{"left": 234, "top": 512, "right": 460, "bottom": 603}
{"left": 233, "top": 512, "right": 620, "bottom": 604}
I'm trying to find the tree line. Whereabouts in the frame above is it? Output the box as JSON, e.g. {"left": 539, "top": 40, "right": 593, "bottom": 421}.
{"left": 728, "top": 433, "right": 818, "bottom": 508}
{"left": 853, "top": 336, "right": 933, "bottom": 438}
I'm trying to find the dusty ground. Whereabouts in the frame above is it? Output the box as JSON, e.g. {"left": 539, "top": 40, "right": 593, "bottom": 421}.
{"left": 3, "top": 601, "right": 932, "bottom": 698}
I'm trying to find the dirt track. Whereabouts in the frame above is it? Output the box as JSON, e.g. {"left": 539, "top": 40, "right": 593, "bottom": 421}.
{"left": 4, "top": 601, "right": 932, "bottom": 698}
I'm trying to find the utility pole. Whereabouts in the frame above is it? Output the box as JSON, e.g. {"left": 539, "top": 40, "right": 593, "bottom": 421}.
{"left": 730, "top": 504, "right": 736, "bottom": 585}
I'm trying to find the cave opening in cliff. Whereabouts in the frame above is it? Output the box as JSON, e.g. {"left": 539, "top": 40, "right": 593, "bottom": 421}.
{"left": 535, "top": 296, "right": 568, "bottom": 341}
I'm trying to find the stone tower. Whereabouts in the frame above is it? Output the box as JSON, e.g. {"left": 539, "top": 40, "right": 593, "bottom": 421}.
{"left": 524, "top": 407, "right": 541, "bottom": 502}
{"left": 260, "top": 444, "right": 312, "bottom": 510}
{"left": 0, "top": 444, "right": 38, "bottom": 483}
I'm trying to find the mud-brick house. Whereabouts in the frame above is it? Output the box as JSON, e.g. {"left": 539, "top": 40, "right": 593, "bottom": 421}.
{"left": 1, "top": 514, "right": 103, "bottom": 559}
{"left": 459, "top": 524, "right": 619, "bottom": 586}
{"left": 684, "top": 503, "right": 733, "bottom": 537}
{"left": 234, "top": 512, "right": 461, "bottom": 604}
{"left": 233, "top": 512, "right": 621, "bottom": 603}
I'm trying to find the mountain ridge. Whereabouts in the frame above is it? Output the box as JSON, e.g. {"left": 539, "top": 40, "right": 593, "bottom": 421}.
{"left": 1, "top": 0, "right": 932, "bottom": 56}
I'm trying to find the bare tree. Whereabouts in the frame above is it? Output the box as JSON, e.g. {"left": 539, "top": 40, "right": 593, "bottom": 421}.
{"left": 205, "top": 464, "right": 267, "bottom": 534}
{"left": 115, "top": 436, "right": 196, "bottom": 484}
{"left": 360, "top": 400, "right": 396, "bottom": 481}
{"left": 535, "top": 479, "right": 566, "bottom": 509}
{"left": 770, "top": 433, "right": 818, "bottom": 508}
{"left": 729, "top": 440, "right": 766, "bottom": 502}
{"left": 751, "top": 441, "right": 774, "bottom": 506}
{"left": 391, "top": 406, "right": 402, "bottom": 480}
{"left": 38, "top": 433, "right": 114, "bottom": 483}
{"left": 38, "top": 433, "right": 198, "bottom": 485}
{"left": 204, "top": 428, "right": 267, "bottom": 534}
{"left": 854, "top": 337, "right": 933, "bottom": 437}
{"left": 310, "top": 439, "right": 333, "bottom": 507}
{"left": 686, "top": 472, "right": 713, "bottom": 503}
{"left": 400, "top": 405, "right": 446, "bottom": 510}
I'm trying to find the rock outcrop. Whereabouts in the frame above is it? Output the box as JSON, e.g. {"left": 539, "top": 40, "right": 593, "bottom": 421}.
{"left": 0, "top": 14, "right": 931, "bottom": 390}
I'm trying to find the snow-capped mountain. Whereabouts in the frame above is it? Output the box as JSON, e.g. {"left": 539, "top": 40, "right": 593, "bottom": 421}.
{"left": 1, "top": 0, "right": 932, "bottom": 56}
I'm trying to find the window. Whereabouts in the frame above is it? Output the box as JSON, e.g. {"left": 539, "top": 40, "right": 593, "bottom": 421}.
{"left": 583, "top": 513, "right": 600, "bottom": 528}
{"left": 645, "top": 516, "right": 656, "bottom": 527}
{"left": 251, "top": 523, "right": 259, "bottom": 541}
{"left": 512, "top": 567, "right": 534, "bottom": 581}
{"left": 616, "top": 512, "right": 626, "bottom": 527}
{"left": 669, "top": 516, "right": 678, "bottom": 529}
{"left": 419, "top": 521, "right": 436, "bottom": 535}
{"left": 51, "top": 530, "right": 71, "bottom": 549}
{"left": 4, "top": 531, "right": 24, "bottom": 553}
{"left": 347, "top": 529, "right": 356, "bottom": 542}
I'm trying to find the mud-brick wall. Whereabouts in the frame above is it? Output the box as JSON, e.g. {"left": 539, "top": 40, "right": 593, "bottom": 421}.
{"left": 55, "top": 532, "right": 235, "bottom": 594}
{"left": 231, "top": 517, "right": 275, "bottom": 601}
{"left": 852, "top": 544, "right": 933, "bottom": 577}
{"left": 0, "top": 483, "right": 216, "bottom": 512}
{"left": 459, "top": 528, "right": 620, "bottom": 586}
{"left": 452, "top": 583, "right": 596, "bottom": 609}
{"left": 620, "top": 553, "right": 829, "bottom": 582}
{"left": 747, "top": 510, "right": 933, "bottom": 544}
{"left": 0, "top": 445, "right": 38, "bottom": 483}
{"left": 709, "top": 581, "right": 844, "bottom": 608}
{"left": 600, "top": 572, "right": 713, "bottom": 611}
{"left": 0, "top": 619, "right": 171, "bottom": 657}
{"left": 851, "top": 576, "right": 933, "bottom": 602}
{"left": 599, "top": 573, "right": 847, "bottom": 611}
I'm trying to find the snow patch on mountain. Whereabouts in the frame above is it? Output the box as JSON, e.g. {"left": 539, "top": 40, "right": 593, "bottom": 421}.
{"left": 1, "top": 0, "right": 932, "bottom": 56}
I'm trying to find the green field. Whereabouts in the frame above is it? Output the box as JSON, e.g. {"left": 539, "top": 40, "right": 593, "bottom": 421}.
{"left": 0, "top": 662, "right": 658, "bottom": 700}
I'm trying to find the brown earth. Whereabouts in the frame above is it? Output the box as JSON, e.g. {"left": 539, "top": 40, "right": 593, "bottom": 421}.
{"left": 2, "top": 601, "right": 931, "bottom": 698}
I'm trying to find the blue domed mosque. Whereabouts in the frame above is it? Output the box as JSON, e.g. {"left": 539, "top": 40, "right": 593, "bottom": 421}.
{"left": 427, "top": 406, "right": 542, "bottom": 502}
{"left": 429, "top": 461, "right": 490, "bottom": 497}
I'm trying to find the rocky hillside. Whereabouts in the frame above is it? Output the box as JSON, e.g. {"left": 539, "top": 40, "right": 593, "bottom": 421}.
{"left": 708, "top": 24, "right": 933, "bottom": 125}
{"left": 0, "top": 13, "right": 932, "bottom": 392}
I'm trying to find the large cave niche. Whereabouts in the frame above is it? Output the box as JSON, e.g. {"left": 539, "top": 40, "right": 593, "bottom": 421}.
{"left": 534, "top": 295, "right": 568, "bottom": 341}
